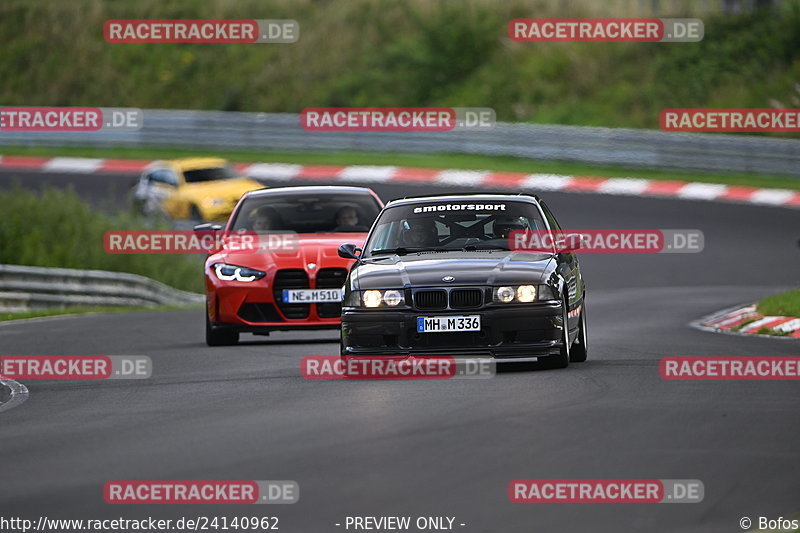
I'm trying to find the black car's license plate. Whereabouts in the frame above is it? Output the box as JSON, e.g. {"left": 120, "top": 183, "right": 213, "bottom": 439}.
{"left": 417, "top": 315, "right": 481, "bottom": 333}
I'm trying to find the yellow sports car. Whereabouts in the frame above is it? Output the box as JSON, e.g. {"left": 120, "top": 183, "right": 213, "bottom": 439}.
{"left": 132, "top": 157, "right": 263, "bottom": 221}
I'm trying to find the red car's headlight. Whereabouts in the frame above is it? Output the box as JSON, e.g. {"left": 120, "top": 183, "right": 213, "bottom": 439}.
{"left": 213, "top": 263, "right": 266, "bottom": 282}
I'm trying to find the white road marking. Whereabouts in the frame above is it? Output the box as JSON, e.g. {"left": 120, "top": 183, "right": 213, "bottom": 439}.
{"left": 0, "top": 378, "right": 29, "bottom": 414}
{"left": 773, "top": 318, "right": 800, "bottom": 333}
{"left": 598, "top": 178, "right": 651, "bottom": 195}
{"left": 337, "top": 165, "right": 397, "bottom": 182}
{"left": 522, "top": 174, "right": 573, "bottom": 191}
{"left": 43, "top": 157, "right": 104, "bottom": 173}
{"left": 244, "top": 163, "right": 303, "bottom": 180}
{"left": 739, "top": 316, "right": 784, "bottom": 333}
{"left": 749, "top": 189, "right": 795, "bottom": 205}
{"left": 0, "top": 312, "right": 97, "bottom": 328}
{"left": 435, "top": 169, "right": 489, "bottom": 187}
{"left": 677, "top": 182, "right": 728, "bottom": 200}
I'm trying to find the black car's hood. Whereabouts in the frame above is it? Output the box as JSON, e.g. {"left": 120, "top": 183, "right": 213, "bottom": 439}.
{"left": 353, "top": 251, "right": 555, "bottom": 289}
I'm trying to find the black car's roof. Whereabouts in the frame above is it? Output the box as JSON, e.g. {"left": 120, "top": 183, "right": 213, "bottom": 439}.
{"left": 245, "top": 185, "right": 376, "bottom": 198}
{"left": 385, "top": 193, "right": 542, "bottom": 208}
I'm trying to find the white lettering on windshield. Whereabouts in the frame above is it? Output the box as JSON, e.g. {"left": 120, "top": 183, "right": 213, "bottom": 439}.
{"left": 412, "top": 203, "right": 507, "bottom": 213}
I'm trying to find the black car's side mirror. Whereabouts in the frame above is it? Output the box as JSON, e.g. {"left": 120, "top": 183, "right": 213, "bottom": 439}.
{"left": 338, "top": 243, "right": 362, "bottom": 260}
{"left": 193, "top": 223, "right": 223, "bottom": 232}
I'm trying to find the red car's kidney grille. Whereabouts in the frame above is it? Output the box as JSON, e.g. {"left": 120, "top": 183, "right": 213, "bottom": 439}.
{"left": 273, "top": 269, "right": 309, "bottom": 319}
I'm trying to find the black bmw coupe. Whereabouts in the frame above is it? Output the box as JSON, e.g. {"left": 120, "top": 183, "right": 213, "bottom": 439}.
{"left": 338, "top": 193, "right": 588, "bottom": 368}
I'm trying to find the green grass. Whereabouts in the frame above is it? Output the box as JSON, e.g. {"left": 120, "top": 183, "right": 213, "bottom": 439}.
{"left": 0, "top": 186, "right": 205, "bottom": 293}
{"left": 0, "top": 0, "right": 798, "bottom": 132}
{"left": 730, "top": 288, "right": 800, "bottom": 336}
{"left": 0, "top": 305, "right": 199, "bottom": 322}
{"left": 757, "top": 288, "right": 800, "bottom": 317}
{"left": 4, "top": 144, "right": 800, "bottom": 190}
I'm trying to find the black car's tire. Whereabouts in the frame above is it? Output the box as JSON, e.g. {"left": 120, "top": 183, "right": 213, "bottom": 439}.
{"left": 569, "top": 302, "right": 588, "bottom": 363}
{"left": 205, "top": 313, "right": 239, "bottom": 346}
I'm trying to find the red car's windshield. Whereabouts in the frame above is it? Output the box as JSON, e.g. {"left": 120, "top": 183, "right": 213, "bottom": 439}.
{"left": 230, "top": 193, "right": 381, "bottom": 233}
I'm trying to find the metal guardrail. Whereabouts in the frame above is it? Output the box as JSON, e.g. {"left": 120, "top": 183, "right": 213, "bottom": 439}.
{"left": 0, "top": 264, "right": 203, "bottom": 312}
{"left": 1, "top": 109, "right": 799, "bottom": 177}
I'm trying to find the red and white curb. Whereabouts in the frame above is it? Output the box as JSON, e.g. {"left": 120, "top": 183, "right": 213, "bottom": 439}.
{"left": 693, "top": 304, "right": 800, "bottom": 338}
{"left": 1, "top": 155, "right": 799, "bottom": 209}
{"left": 0, "top": 377, "right": 29, "bottom": 414}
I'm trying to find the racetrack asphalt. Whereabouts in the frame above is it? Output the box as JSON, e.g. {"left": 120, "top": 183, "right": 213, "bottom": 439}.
{"left": 0, "top": 169, "right": 798, "bottom": 532}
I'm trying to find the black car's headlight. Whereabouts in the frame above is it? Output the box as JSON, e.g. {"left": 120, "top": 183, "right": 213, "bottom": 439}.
{"left": 213, "top": 263, "right": 266, "bottom": 282}
{"left": 492, "top": 285, "right": 556, "bottom": 303}
{"left": 346, "top": 289, "right": 405, "bottom": 308}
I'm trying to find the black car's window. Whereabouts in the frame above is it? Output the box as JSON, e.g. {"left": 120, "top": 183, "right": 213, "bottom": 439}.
{"left": 365, "top": 200, "right": 546, "bottom": 255}
{"left": 230, "top": 193, "right": 382, "bottom": 233}
{"left": 183, "top": 165, "right": 237, "bottom": 183}
{"left": 539, "top": 201, "right": 562, "bottom": 231}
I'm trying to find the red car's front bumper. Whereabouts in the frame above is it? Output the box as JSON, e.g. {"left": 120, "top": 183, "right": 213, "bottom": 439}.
{"left": 206, "top": 269, "right": 346, "bottom": 332}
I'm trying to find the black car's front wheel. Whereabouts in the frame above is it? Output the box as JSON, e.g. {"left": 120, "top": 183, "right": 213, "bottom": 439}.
{"left": 569, "top": 302, "right": 588, "bottom": 363}
{"left": 205, "top": 313, "right": 239, "bottom": 346}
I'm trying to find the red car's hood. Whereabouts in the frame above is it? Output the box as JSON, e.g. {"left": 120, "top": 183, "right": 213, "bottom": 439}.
{"left": 208, "top": 232, "right": 367, "bottom": 270}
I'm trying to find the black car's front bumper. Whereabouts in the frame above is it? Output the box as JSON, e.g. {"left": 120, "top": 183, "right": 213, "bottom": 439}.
{"left": 341, "top": 302, "right": 564, "bottom": 359}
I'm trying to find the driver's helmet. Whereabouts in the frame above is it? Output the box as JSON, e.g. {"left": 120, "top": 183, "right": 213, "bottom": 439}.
{"left": 401, "top": 217, "right": 438, "bottom": 248}
{"left": 251, "top": 205, "right": 280, "bottom": 232}
{"left": 493, "top": 215, "right": 526, "bottom": 239}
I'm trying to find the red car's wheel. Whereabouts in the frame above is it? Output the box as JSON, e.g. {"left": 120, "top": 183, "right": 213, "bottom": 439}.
{"left": 205, "top": 313, "right": 239, "bottom": 346}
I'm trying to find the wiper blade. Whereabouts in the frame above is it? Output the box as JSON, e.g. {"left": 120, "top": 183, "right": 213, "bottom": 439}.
{"left": 370, "top": 247, "right": 439, "bottom": 256}
{"left": 370, "top": 247, "right": 410, "bottom": 256}
{"left": 461, "top": 244, "right": 509, "bottom": 251}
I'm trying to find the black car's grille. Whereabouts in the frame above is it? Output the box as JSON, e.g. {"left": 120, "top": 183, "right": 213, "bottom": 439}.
{"left": 273, "top": 269, "right": 309, "bottom": 319}
{"left": 449, "top": 288, "right": 482, "bottom": 309}
{"left": 238, "top": 302, "right": 283, "bottom": 323}
{"left": 316, "top": 268, "right": 347, "bottom": 318}
{"left": 414, "top": 290, "right": 447, "bottom": 310}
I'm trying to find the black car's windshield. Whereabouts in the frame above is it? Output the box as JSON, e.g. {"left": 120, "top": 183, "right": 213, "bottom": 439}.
{"left": 183, "top": 165, "right": 238, "bottom": 183}
{"left": 230, "top": 193, "right": 382, "bottom": 234}
{"left": 364, "top": 200, "right": 547, "bottom": 256}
